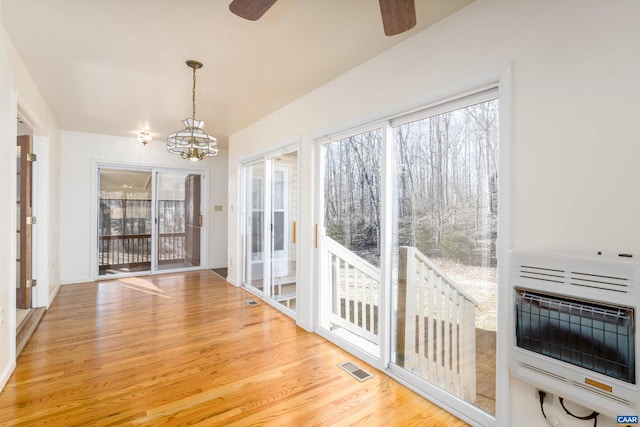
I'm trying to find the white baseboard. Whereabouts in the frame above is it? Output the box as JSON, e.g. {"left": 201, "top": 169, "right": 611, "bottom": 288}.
{"left": 48, "top": 283, "right": 61, "bottom": 308}
{"left": 0, "top": 361, "right": 16, "bottom": 393}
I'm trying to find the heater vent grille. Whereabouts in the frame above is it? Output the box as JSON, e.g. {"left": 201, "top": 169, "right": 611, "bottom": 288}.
{"left": 570, "top": 380, "right": 632, "bottom": 407}
{"left": 569, "top": 271, "right": 629, "bottom": 293}
{"left": 519, "top": 265, "right": 632, "bottom": 295}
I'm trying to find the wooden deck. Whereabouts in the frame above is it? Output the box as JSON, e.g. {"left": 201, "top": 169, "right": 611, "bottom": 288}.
{"left": 0, "top": 270, "right": 468, "bottom": 426}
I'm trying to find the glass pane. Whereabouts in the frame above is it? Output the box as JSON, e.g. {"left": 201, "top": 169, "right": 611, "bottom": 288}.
{"left": 273, "top": 212, "right": 284, "bottom": 251}
{"left": 98, "top": 169, "right": 152, "bottom": 275}
{"left": 271, "top": 153, "right": 297, "bottom": 312}
{"left": 392, "top": 99, "right": 499, "bottom": 415}
{"left": 157, "top": 172, "right": 202, "bottom": 271}
{"left": 321, "top": 129, "right": 382, "bottom": 356}
{"left": 245, "top": 163, "right": 265, "bottom": 291}
{"left": 324, "top": 130, "right": 382, "bottom": 266}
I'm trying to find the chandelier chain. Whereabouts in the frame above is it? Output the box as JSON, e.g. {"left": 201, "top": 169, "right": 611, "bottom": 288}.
{"left": 192, "top": 66, "right": 197, "bottom": 120}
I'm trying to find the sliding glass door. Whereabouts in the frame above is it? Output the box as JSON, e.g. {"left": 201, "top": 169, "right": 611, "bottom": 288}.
{"left": 318, "top": 128, "right": 382, "bottom": 357}
{"left": 244, "top": 162, "right": 265, "bottom": 291}
{"left": 269, "top": 153, "right": 298, "bottom": 311}
{"left": 98, "top": 166, "right": 205, "bottom": 277}
{"left": 243, "top": 149, "right": 298, "bottom": 314}
{"left": 391, "top": 93, "right": 499, "bottom": 418}
{"left": 316, "top": 89, "right": 500, "bottom": 424}
{"left": 98, "top": 169, "right": 153, "bottom": 275}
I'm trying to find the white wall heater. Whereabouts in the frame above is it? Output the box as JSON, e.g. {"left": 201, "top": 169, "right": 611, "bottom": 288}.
{"left": 510, "top": 250, "right": 639, "bottom": 418}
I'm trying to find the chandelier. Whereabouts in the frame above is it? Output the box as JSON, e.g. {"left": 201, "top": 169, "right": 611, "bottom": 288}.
{"left": 167, "top": 60, "right": 218, "bottom": 161}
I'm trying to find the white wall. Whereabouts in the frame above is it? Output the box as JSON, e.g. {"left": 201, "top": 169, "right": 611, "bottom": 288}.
{"left": 0, "top": 20, "right": 61, "bottom": 390}
{"left": 0, "top": 24, "right": 17, "bottom": 394}
{"left": 227, "top": 1, "right": 640, "bottom": 426}
{"left": 59, "top": 130, "right": 228, "bottom": 284}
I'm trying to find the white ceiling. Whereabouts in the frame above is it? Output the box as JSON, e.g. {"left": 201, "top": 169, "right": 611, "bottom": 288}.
{"left": 2, "top": 0, "right": 474, "bottom": 147}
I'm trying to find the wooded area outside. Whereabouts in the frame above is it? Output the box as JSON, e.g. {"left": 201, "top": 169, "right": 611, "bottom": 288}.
{"left": 323, "top": 99, "right": 498, "bottom": 270}
{"left": 396, "top": 99, "right": 499, "bottom": 269}
{"left": 324, "top": 129, "right": 382, "bottom": 267}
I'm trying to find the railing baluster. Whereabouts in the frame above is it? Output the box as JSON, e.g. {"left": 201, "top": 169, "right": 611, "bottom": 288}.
{"left": 443, "top": 281, "right": 451, "bottom": 388}
{"left": 418, "top": 257, "right": 427, "bottom": 378}
{"left": 369, "top": 274, "right": 375, "bottom": 334}
{"left": 451, "top": 292, "right": 459, "bottom": 393}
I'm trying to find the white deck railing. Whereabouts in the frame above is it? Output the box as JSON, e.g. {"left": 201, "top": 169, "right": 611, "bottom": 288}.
{"left": 397, "top": 246, "right": 478, "bottom": 403}
{"left": 324, "top": 237, "right": 380, "bottom": 345}
{"left": 322, "top": 239, "right": 477, "bottom": 402}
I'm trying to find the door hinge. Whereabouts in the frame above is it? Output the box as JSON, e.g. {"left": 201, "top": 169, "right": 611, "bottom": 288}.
{"left": 199, "top": 214, "right": 203, "bottom": 226}
{"left": 26, "top": 279, "right": 37, "bottom": 288}
{"left": 26, "top": 216, "right": 37, "bottom": 225}
{"left": 26, "top": 153, "right": 37, "bottom": 162}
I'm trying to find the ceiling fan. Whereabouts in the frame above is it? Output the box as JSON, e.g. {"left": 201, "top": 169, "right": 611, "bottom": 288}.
{"left": 229, "top": 0, "right": 416, "bottom": 36}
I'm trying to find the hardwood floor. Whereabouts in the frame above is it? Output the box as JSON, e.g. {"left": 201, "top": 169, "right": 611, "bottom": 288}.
{"left": 0, "top": 271, "right": 469, "bottom": 426}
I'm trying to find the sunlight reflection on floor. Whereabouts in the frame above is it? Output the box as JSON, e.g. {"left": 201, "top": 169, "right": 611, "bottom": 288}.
{"left": 117, "top": 277, "right": 171, "bottom": 298}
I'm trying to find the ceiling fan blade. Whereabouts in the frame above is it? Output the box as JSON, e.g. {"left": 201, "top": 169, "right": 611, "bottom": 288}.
{"left": 379, "top": 0, "right": 416, "bottom": 36}
{"left": 229, "top": 0, "right": 278, "bottom": 21}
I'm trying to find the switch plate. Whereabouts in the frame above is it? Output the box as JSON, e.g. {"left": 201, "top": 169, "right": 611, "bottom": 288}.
{"left": 0, "top": 307, "right": 4, "bottom": 325}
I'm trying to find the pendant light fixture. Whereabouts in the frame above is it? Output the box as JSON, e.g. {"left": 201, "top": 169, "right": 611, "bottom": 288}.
{"left": 167, "top": 60, "right": 218, "bottom": 161}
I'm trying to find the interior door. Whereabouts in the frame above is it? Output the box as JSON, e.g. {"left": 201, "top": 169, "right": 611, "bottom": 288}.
{"left": 16, "top": 136, "right": 33, "bottom": 309}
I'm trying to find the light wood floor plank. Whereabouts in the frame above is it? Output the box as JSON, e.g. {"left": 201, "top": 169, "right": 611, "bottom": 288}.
{"left": 0, "top": 270, "right": 468, "bottom": 426}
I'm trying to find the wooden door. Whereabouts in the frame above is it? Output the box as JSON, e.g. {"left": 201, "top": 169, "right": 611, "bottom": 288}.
{"left": 16, "top": 135, "right": 33, "bottom": 309}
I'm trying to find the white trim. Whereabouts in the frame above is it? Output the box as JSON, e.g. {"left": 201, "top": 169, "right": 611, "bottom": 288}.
{"left": 308, "top": 70, "right": 504, "bottom": 144}
{"left": 8, "top": 90, "right": 18, "bottom": 370}
{"left": 495, "top": 64, "right": 513, "bottom": 427}
{"left": 48, "top": 282, "right": 61, "bottom": 307}
{"left": 320, "top": 120, "right": 387, "bottom": 146}
{"left": 390, "top": 86, "right": 499, "bottom": 127}
{"left": 0, "top": 361, "right": 16, "bottom": 394}
{"left": 236, "top": 140, "right": 299, "bottom": 165}
{"left": 379, "top": 121, "right": 394, "bottom": 369}
{"left": 17, "top": 102, "right": 48, "bottom": 137}
{"left": 313, "top": 138, "right": 325, "bottom": 334}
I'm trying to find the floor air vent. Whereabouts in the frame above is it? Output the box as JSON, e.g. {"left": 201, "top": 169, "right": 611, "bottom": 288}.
{"left": 245, "top": 298, "right": 259, "bottom": 306}
{"left": 339, "top": 361, "right": 373, "bottom": 382}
